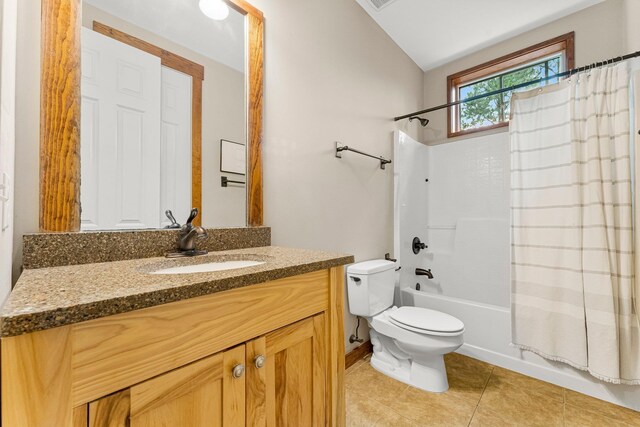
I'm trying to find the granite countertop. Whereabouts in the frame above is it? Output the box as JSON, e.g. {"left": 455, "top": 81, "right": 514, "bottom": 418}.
{"left": 1, "top": 246, "right": 354, "bottom": 337}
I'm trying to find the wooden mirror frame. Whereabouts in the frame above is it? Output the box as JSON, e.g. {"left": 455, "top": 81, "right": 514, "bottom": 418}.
{"left": 40, "top": 0, "right": 264, "bottom": 231}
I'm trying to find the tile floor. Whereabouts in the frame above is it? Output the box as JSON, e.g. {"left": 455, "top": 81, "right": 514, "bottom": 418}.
{"left": 345, "top": 353, "right": 640, "bottom": 427}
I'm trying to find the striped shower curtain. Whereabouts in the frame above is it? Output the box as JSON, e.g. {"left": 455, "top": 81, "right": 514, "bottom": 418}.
{"left": 510, "top": 61, "right": 640, "bottom": 384}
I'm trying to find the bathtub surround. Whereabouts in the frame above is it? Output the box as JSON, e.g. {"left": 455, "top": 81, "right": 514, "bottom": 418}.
{"left": 394, "top": 130, "right": 510, "bottom": 309}
{"left": 22, "top": 227, "right": 271, "bottom": 269}
{"left": 396, "top": 130, "right": 640, "bottom": 410}
{"left": 510, "top": 62, "right": 640, "bottom": 385}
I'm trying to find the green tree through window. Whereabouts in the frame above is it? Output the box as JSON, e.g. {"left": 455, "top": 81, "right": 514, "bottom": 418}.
{"left": 458, "top": 56, "right": 561, "bottom": 130}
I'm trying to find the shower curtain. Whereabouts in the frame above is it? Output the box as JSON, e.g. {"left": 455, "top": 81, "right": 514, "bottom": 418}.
{"left": 510, "top": 61, "right": 640, "bottom": 385}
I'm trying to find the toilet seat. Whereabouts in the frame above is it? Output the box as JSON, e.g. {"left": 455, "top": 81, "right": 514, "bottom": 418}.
{"left": 387, "top": 306, "right": 464, "bottom": 336}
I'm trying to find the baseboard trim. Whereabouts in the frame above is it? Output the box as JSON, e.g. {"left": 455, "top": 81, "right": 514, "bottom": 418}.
{"left": 345, "top": 340, "right": 372, "bottom": 369}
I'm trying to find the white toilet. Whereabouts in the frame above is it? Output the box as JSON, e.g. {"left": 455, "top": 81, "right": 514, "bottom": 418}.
{"left": 346, "top": 260, "right": 464, "bottom": 393}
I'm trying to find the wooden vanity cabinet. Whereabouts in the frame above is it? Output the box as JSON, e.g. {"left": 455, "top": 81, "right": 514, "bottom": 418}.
{"left": 81, "top": 315, "right": 327, "bottom": 427}
{"left": 84, "top": 345, "right": 246, "bottom": 427}
{"left": 3, "top": 268, "right": 346, "bottom": 427}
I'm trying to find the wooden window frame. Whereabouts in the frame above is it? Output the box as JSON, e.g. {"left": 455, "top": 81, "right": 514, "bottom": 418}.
{"left": 39, "top": 0, "right": 264, "bottom": 231}
{"left": 446, "top": 32, "right": 575, "bottom": 139}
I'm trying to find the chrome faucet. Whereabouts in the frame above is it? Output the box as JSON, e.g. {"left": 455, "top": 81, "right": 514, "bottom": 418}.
{"left": 415, "top": 268, "right": 434, "bottom": 279}
{"left": 170, "top": 208, "right": 209, "bottom": 257}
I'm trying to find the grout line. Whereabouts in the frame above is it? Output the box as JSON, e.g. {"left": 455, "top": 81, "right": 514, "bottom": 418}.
{"left": 467, "top": 365, "right": 495, "bottom": 426}
{"left": 563, "top": 388, "right": 566, "bottom": 427}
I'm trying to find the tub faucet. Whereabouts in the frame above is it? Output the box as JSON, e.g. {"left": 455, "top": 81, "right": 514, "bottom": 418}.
{"left": 415, "top": 268, "right": 434, "bottom": 279}
{"left": 177, "top": 208, "right": 208, "bottom": 254}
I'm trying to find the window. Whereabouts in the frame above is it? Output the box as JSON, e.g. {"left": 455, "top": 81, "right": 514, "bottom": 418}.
{"left": 447, "top": 32, "right": 574, "bottom": 138}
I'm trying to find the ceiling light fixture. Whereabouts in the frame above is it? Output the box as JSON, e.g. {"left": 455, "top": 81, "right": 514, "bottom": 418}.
{"left": 199, "top": 0, "right": 229, "bottom": 20}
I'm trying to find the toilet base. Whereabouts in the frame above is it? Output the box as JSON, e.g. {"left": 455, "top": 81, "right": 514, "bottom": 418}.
{"left": 370, "top": 352, "right": 450, "bottom": 393}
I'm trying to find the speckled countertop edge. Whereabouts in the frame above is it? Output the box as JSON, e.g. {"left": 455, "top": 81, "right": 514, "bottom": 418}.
{"left": 1, "top": 246, "right": 354, "bottom": 337}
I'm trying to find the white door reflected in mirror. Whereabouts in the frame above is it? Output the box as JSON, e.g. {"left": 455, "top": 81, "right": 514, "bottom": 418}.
{"left": 80, "top": 0, "right": 247, "bottom": 230}
{"left": 81, "top": 28, "right": 162, "bottom": 230}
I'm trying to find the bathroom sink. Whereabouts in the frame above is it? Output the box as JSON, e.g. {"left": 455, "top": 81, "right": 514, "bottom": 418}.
{"left": 150, "top": 260, "right": 265, "bottom": 275}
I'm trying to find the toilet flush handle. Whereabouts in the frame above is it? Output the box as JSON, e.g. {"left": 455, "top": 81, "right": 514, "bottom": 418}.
{"left": 350, "top": 276, "right": 361, "bottom": 284}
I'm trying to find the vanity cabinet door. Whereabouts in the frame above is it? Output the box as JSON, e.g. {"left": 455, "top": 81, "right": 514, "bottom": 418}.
{"left": 248, "top": 314, "right": 327, "bottom": 426}
{"left": 86, "top": 345, "right": 246, "bottom": 427}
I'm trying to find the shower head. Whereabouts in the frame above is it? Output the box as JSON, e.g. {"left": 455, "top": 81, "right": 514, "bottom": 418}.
{"left": 409, "top": 116, "right": 429, "bottom": 127}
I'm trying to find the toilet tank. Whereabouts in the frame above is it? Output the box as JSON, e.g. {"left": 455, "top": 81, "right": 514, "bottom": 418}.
{"left": 346, "top": 260, "right": 396, "bottom": 317}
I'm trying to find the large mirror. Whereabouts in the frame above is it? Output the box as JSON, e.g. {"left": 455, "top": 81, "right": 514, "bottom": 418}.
{"left": 80, "top": 0, "right": 246, "bottom": 230}
{"left": 39, "top": 0, "right": 263, "bottom": 232}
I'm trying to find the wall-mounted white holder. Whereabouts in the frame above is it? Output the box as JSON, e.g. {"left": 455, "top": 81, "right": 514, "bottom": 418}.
{"left": 0, "top": 172, "right": 10, "bottom": 231}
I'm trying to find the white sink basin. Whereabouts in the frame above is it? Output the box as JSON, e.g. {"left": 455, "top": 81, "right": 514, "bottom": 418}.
{"left": 151, "top": 260, "right": 265, "bottom": 275}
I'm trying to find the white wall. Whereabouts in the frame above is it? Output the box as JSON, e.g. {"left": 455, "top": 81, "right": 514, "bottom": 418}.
{"left": 624, "top": 0, "right": 640, "bottom": 53}
{"left": 249, "top": 0, "right": 424, "bottom": 351}
{"left": 0, "top": 0, "right": 17, "bottom": 304}
{"left": 13, "top": 0, "right": 40, "bottom": 284}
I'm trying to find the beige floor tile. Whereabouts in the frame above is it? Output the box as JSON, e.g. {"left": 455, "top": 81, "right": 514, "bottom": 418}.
{"left": 345, "top": 353, "right": 640, "bottom": 427}
{"left": 475, "top": 372, "right": 564, "bottom": 426}
{"left": 445, "top": 353, "right": 493, "bottom": 403}
{"left": 385, "top": 385, "right": 477, "bottom": 427}
{"left": 345, "top": 361, "right": 409, "bottom": 407}
{"left": 490, "top": 366, "right": 564, "bottom": 402}
{"left": 564, "top": 401, "right": 640, "bottom": 427}
{"left": 564, "top": 390, "right": 640, "bottom": 426}
{"left": 346, "top": 387, "right": 390, "bottom": 427}
{"left": 374, "top": 408, "right": 424, "bottom": 427}
{"left": 469, "top": 407, "right": 520, "bottom": 427}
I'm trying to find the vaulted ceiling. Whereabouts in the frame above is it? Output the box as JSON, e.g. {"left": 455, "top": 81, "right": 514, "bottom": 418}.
{"left": 355, "top": 0, "right": 603, "bottom": 71}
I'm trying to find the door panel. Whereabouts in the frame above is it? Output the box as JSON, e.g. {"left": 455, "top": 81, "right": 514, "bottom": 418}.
{"left": 160, "top": 66, "right": 192, "bottom": 228}
{"left": 80, "top": 27, "right": 161, "bottom": 230}
{"left": 255, "top": 314, "right": 326, "bottom": 427}
{"left": 86, "top": 346, "right": 245, "bottom": 427}
{"left": 115, "top": 107, "right": 147, "bottom": 229}
{"left": 130, "top": 345, "right": 245, "bottom": 427}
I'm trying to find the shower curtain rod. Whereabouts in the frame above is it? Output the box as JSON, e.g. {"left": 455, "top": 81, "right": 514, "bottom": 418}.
{"left": 394, "top": 50, "right": 640, "bottom": 122}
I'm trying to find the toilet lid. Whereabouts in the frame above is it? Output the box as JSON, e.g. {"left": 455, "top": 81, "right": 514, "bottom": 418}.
{"left": 388, "top": 306, "right": 464, "bottom": 334}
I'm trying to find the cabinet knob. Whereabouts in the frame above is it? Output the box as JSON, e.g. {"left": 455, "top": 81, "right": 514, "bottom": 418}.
{"left": 232, "top": 364, "right": 245, "bottom": 379}
{"left": 254, "top": 354, "right": 266, "bottom": 369}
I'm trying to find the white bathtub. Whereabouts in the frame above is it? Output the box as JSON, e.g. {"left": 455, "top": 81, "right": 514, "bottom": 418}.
{"left": 401, "top": 287, "right": 640, "bottom": 411}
